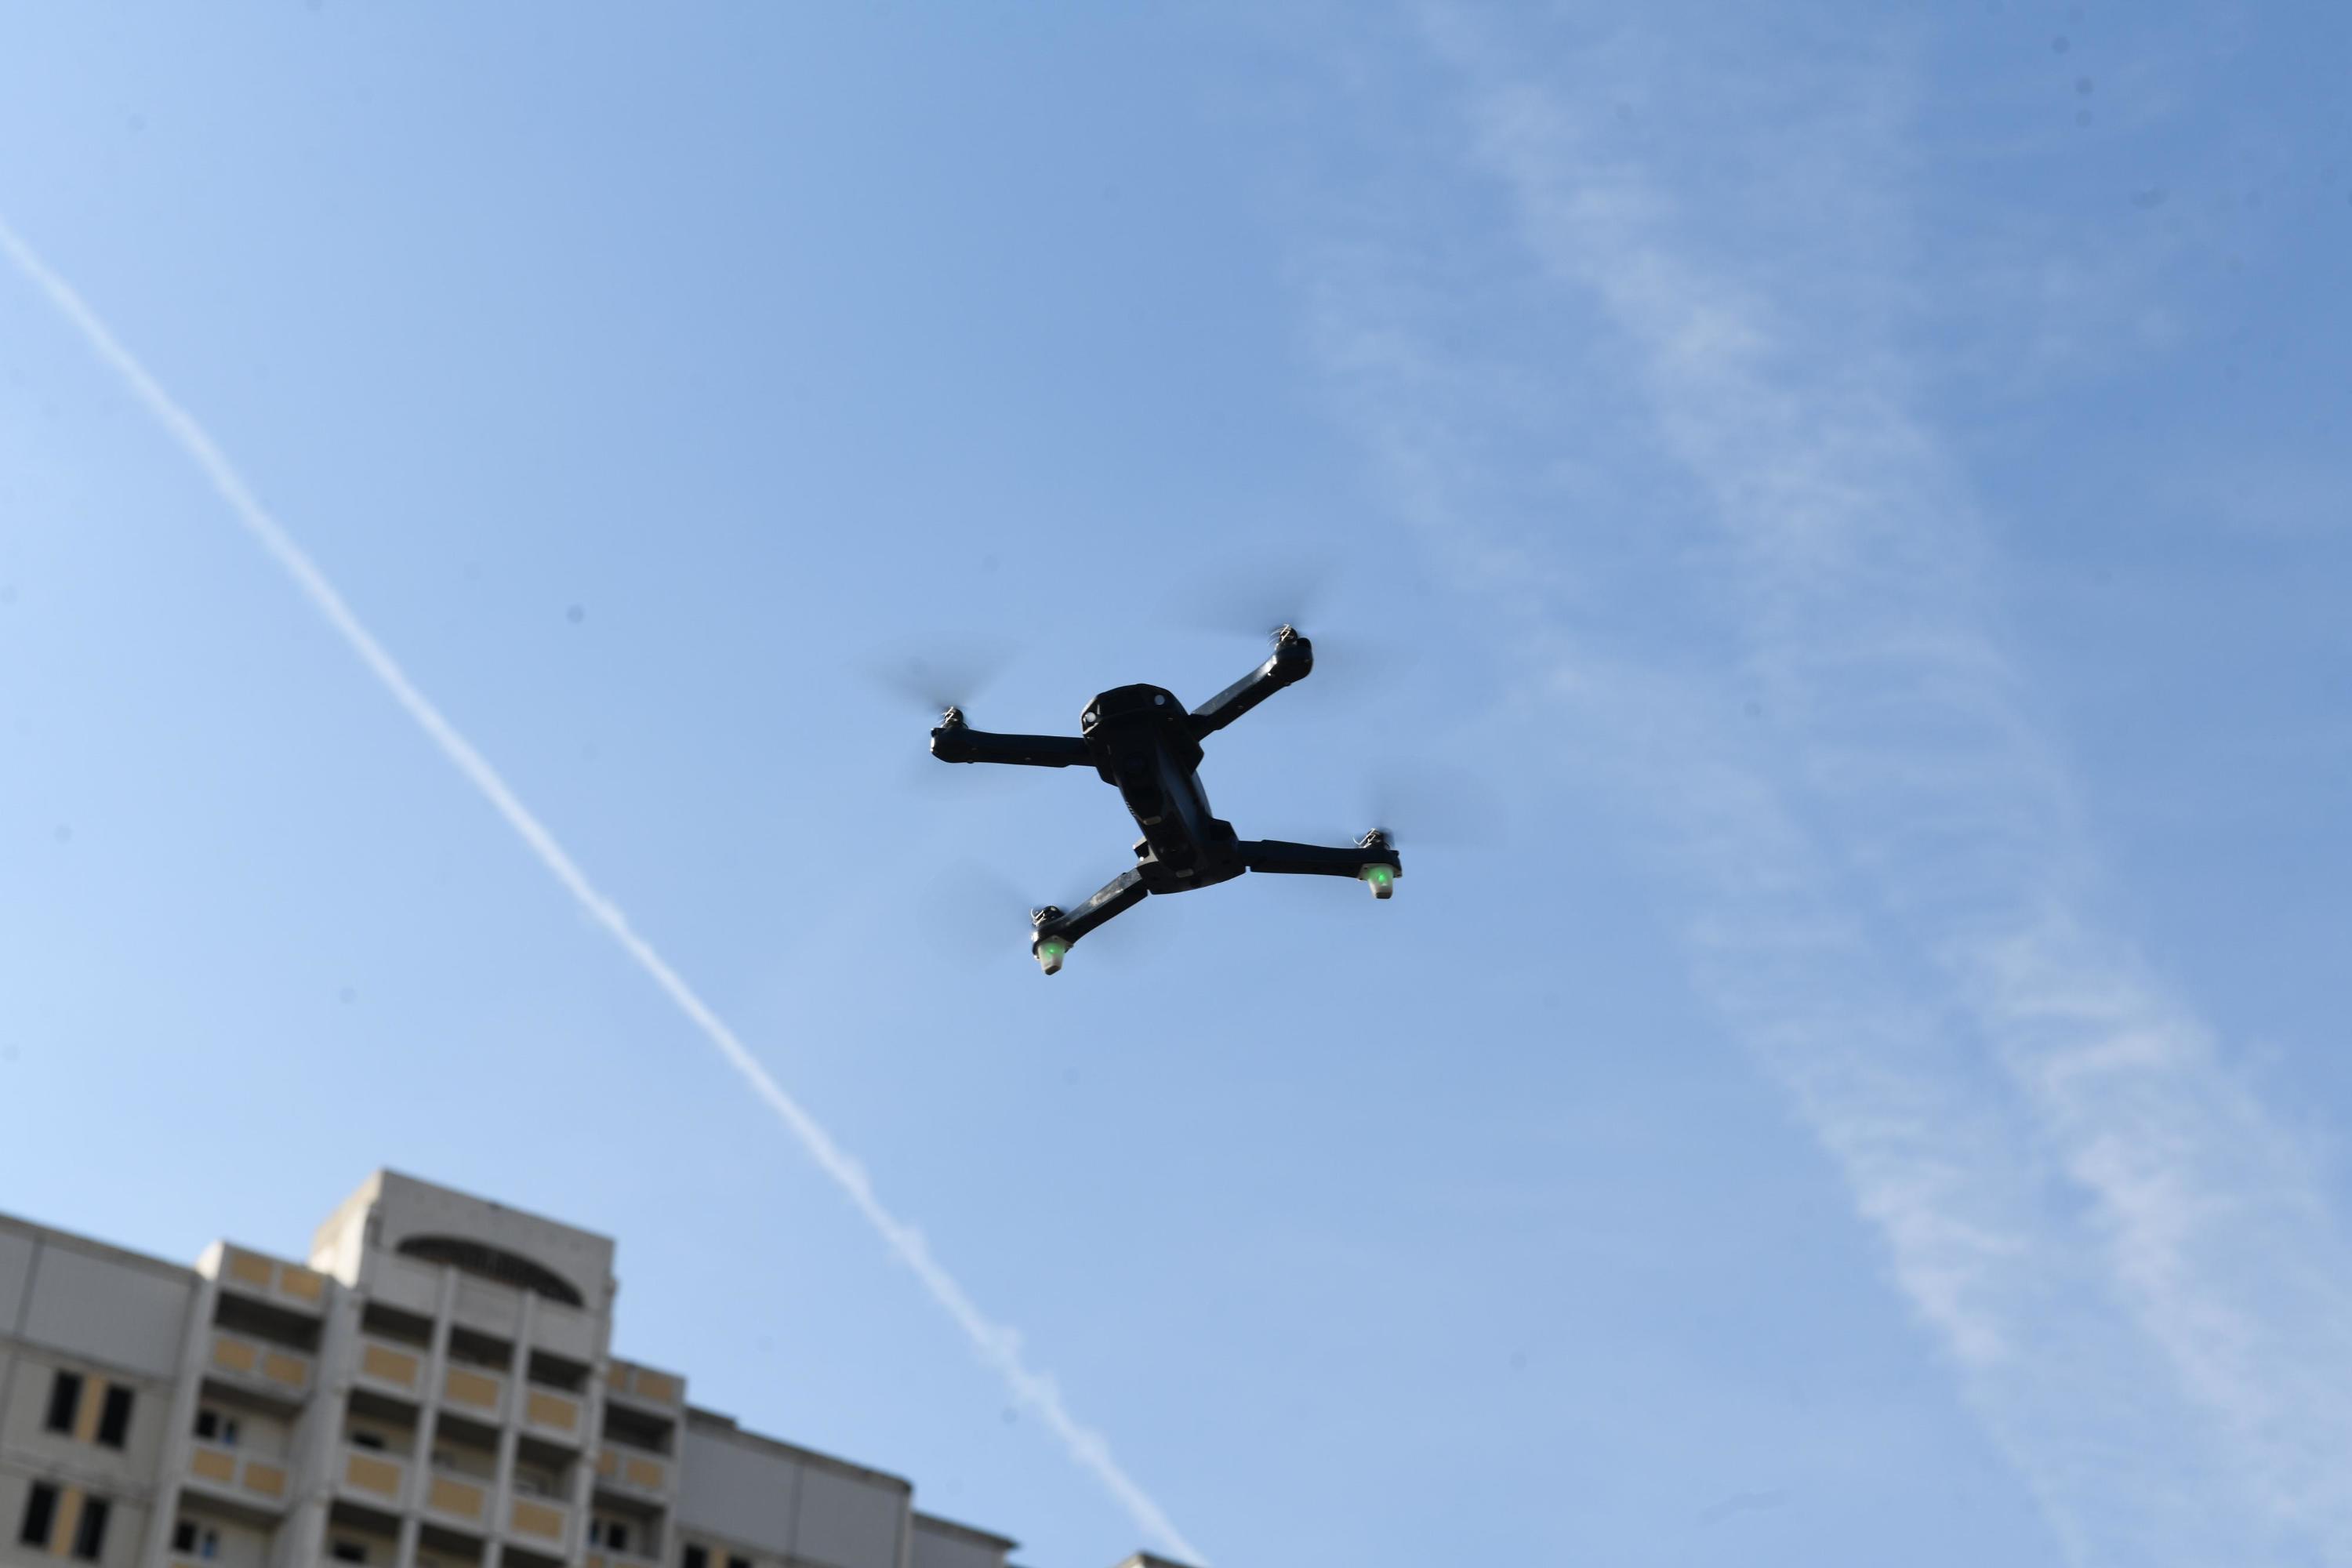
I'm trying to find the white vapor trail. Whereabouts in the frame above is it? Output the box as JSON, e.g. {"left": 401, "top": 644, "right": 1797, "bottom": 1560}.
{"left": 0, "top": 217, "right": 1204, "bottom": 1566}
{"left": 1303, "top": 9, "right": 2352, "bottom": 1563}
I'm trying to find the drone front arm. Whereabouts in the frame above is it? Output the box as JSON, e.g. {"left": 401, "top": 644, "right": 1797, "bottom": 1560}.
{"left": 929, "top": 720, "right": 1092, "bottom": 768}
{"left": 1186, "top": 630, "right": 1314, "bottom": 739}
{"left": 1029, "top": 867, "right": 1148, "bottom": 973}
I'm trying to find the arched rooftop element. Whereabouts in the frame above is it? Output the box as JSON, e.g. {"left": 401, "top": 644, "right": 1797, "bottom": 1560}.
{"left": 395, "top": 1235, "right": 586, "bottom": 1308}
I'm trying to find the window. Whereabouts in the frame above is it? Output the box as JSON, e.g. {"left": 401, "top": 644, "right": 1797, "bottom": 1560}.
{"left": 349, "top": 1431, "right": 387, "bottom": 1451}
{"left": 71, "top": 1497, "right": 108, "bottom": 1562}
{"left": 18, "top": 1483, "right": 58, "bottom": 1548}
{"left": 591, "top": 1519, "right": 632, "bottom": 1552}
{"left": 171, "top": 1521, "right": 221, "bottom": 1559}
{"left": 96, "top": 1385, "right": 135, "bottom": 1450}
{"left": 45, "top": 1370, "right": 85, "bottom": 1434}
{"left": 330, "top": 1543, "right": 368, "bottom": 1563}
{"left": 683, "top": 1547, "right": 707, "bottom": 1568}
{"left": 728, "top": 1556, "right": 751, "bottom": 1568}
{"left": 194, "top": 1409, "right": 240, "bottom": 1446}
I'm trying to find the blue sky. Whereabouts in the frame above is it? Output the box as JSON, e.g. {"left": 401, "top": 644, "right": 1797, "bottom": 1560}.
{"left": 4, "top": 4, "right": 2349, "bottom": 1565}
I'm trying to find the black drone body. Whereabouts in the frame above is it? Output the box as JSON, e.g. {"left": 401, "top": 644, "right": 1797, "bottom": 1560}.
{"left": 929, "top": 627, "right": 1401, "bottom": 973}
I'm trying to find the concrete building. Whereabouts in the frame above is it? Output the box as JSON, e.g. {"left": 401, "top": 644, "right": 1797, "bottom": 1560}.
{"left": 0, "top": 1174, "right": 1167, "bottom": 1568}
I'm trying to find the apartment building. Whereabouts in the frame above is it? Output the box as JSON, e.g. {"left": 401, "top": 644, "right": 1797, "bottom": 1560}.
{"left": 0, "top": 1173, "right": 1169, "bottom": 1568}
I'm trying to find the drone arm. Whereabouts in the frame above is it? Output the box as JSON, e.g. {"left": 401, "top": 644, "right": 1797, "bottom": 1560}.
{"left": 930, "top": 721, "right": 1092, "bottom": 768}
{"left": 1239, "top": 835, "right": 1402, "bottom": 894}
{"left": 1030, "top": 867, "right": 1148, "bottom": 972}
{"left": 1186, "top": 631, "right": 1313, "bottom": 739}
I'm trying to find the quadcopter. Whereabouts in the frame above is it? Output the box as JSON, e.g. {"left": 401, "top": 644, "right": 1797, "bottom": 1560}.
{"left": 929, "top": 626, "right": 1401, "bottom": 973}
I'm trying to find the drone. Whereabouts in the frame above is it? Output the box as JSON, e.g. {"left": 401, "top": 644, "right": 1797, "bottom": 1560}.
{"left": 929, "top": 626, "right": 1400, "bottom": 974}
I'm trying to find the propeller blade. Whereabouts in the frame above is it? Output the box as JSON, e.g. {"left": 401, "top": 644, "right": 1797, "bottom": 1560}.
{"left": 862, "top": 635, "right": 1019, "bottom": 719}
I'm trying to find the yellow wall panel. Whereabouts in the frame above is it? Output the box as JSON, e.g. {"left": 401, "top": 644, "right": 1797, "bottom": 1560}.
{"left": 429, "top": 1476, "right": 486, "bottom": 1519}
{"left": 226, "top": 1251, "right": 274, "bottom": 1287}
{"left": 261, "top": 1352, "right": 307, "bottom": 1387}
{"left": 526, "top": 1391, "right": 579, "bottom": 1432}
{"left": 345, "top": 1454, "right": 402, "bottom": 1497}
{"left": 623, "top": 1456, "right": 665, "bottom": 1491}
{"left": 190, "top": 1446, "right": 238, "bottom": 1483}
{"left": 362, "top": 1344, "right": 420, "bottom": 1388}
{"left": 510, "top": 1499, "right": 564, "bottom": 1540}
{"left": 244, "top": 1462, "right": 287, "bottom": 1499}
{"left": 445, "top": 1367, "right": 500, "bottom": 1408}
{"left": 635, "top": 1371, "right": 680, "bottom": 1403}
{"left": 279, "top": 1265, "right": 325, "bottom": 1302}
{"left": 49, "top": 1489, "right": 84, "bottom": 1559}
{"left": 71, "top": 1380, "right": 103, "bottom": 1443}
{"left": 211, "top": 1337, "right": 257, "bottom": 1374}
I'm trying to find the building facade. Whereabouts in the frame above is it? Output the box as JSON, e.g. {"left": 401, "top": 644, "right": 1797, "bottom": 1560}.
{"left": 0, "top": 1174, "right": 1153, "bottom": 1568}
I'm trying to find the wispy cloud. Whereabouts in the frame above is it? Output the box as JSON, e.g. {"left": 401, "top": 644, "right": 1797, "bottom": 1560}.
{"left": 0, "top": 216, "right": 1204, "bottom": 1567}
{"left": 1304, "top": 8, "right": 2352, "bottom": 1561}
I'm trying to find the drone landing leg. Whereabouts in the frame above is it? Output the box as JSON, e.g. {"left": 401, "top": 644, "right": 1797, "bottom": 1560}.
{"left": 1030, "top": 868, "right": 1149, "bottom": 975}
{"left": 1239, "top": 836, "right": 1403, "bottom": 898}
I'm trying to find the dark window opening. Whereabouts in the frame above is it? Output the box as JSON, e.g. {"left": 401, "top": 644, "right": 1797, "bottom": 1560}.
{"left": 194, "top": 1409, "right": 240, "bottom": 1446}
{"left": 71, "top": 1497, "right": 109, "bottom": 1561}
{"left": 18, "top": 1483, "right": 58, "bottom": 1548}
{"left": 96, "top": 1385, "right": 134, "bottom": 1450}
{"left": 350, "top": 1432, "right": 387, "bottom": 1451}
{"left": 728, "top": 1555, "right": 751, "bottom": 1568}
{"left": 330, "top": 1542, "right": 368, "bottom": 1563}
{"left": 45, "top": 1370, "right": 84, "bottom": 1434}
{"left": 683, "top": 1546, "right": 708, "bottom": 1568}
{"left": 393, "top": 1236, "right": 585, "bottom": 1307}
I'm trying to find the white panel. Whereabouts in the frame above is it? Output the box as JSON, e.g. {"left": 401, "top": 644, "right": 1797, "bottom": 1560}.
{"left": 22, "top": 1244, "right": 193, "bottom": 1377}
{"left": 677, "top": 1428, "right": 799, "bottom": 1554}
{"left": 0, "top": 1230, "right": 34, "bottom": 1330}
{"left": 909, "top": 1520, "right": 1006, "bottom": 1568}
{"left": 367, "top": 1253, "right": 442, "bottom": 1316}
{"left": 793, "top": 1465, "right": 906, "bottom": 1568}
{"left": 452, "top": 1275, "right": 521, "bottom": 1336}
{"left": 532, "top": 1300, "right": 596, "bottom": 1360}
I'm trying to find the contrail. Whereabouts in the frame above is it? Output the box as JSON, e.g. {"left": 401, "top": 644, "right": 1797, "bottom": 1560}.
{"left": 0, "top": 216, "right": 1204, "bottom": 1566}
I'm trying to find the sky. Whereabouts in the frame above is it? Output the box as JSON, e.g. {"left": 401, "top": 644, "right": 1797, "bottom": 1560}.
{"left": 2, "top": 4, "right": 2348, "bottom": 1566}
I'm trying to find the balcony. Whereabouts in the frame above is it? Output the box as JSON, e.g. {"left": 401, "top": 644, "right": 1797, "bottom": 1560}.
{"left": 338, "top": 1446, "right": 411, "bottom": 1508}
{"left": 184, "top": 1441, "right": 292, "bottom": 1512}
{"left": 354, "top": 1336, "right": 427, "bottom": 1399}
{"left": 592, "top": 1445, "right": 670, "bottom": 1499}
{"left": 440, "top": 1364, "right": 508, "bottom": 1423}
{"left": 602, "top": 1361, "right": 682, "bottom": 1410}
{"left": 590, "top": 1549, "right": 669, "bottom": 1568}
{"left": 215, "top": 1245, "right": 330, "bottom": 1316}
{"left": 423, "top": 1470, "right": 492, "bottom": 1529}
{"left": 520, "top": 1387, "right": 585, "bottom": 1445}
{"left": 208, "top": 1330, "right": 312, "bottom": 1404}
{"left": 506, "top": 1494, "right": 572, "bottom": 1549}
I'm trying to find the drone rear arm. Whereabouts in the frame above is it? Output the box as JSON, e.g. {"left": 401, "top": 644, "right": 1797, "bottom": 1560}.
{"left": 1187, "top": 629, "right": 1313, "bottom": 739}
{"left": 930, "top": 716, "right": 1091, "bottom": 768}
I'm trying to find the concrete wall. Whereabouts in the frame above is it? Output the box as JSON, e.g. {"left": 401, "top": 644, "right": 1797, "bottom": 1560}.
{"left": 0, "top": 1225, "right": 197, "bottom": 1568}
{"left": 909, "top": 1516, "right": 1013, "bottom": 1568}
{"left": 676, "top": 1424, "right": 911, "bottom": 1568}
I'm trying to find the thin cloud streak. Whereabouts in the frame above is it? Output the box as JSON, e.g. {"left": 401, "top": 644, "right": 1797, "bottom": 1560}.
{"left": 0, "top": 216, "right": 1204, "bottom": 1567}
{"left": 1308, "top": 10, "right": 2352, "bottom": 1563}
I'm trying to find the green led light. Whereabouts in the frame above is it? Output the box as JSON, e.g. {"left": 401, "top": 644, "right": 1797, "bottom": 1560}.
{"left": 1040, "top": 938, "right": 1069, "bottom": 958}
{"left": 1363, "top": 865, "right": 1393, "bottom": 885}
